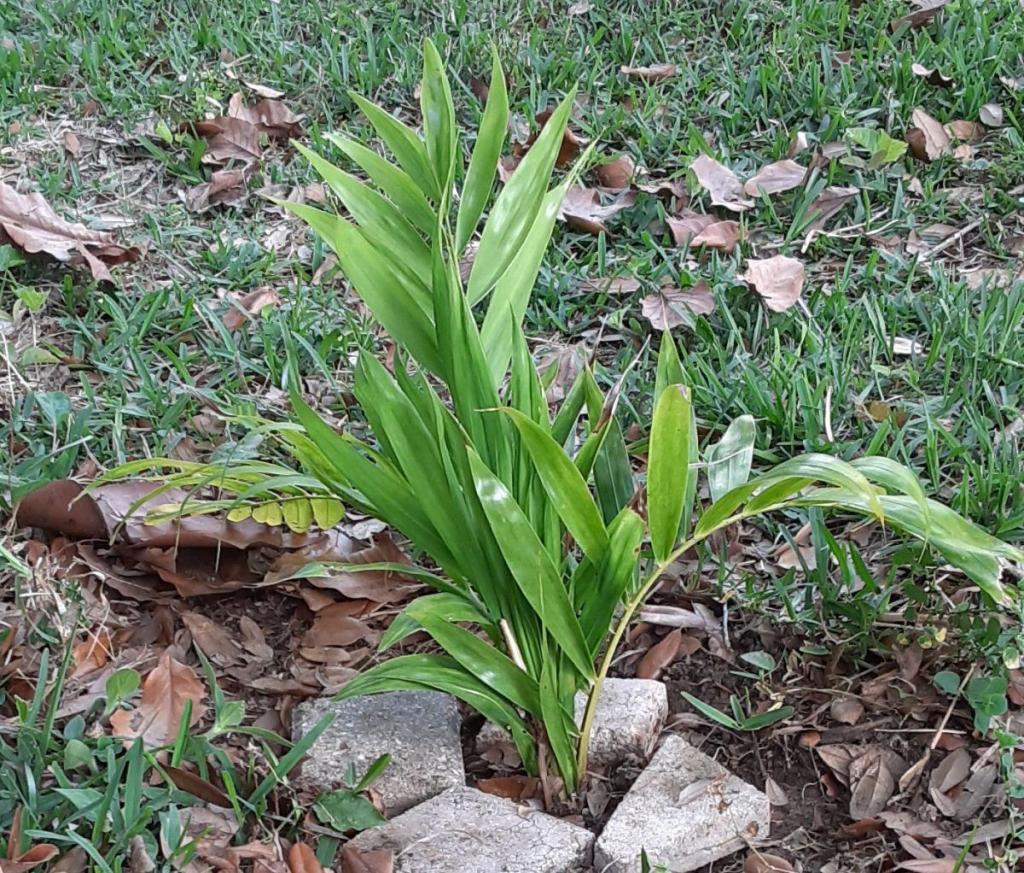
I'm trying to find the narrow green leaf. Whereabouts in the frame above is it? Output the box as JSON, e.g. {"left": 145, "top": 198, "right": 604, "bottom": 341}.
{"left": 501, "top": 407, "right": 609, "bottom": 562}
{"left": 593, "top": 419, "right": 635, "bottom": 524}
{"left": 468, "top": 451, "right": 595, "bottom": 680}
{"left": 468, "top": 92, "right": 575, "bottom": 304}
{"left": 654, "top": 331, "right": 684, "bottom": 402}
{"left": 327, "top": 134, "right": 436, "bottom": 235}
{"left": 647, "top": 385, "right": 693, "bottom": 562}
{"left": 456, "top": 46, "right": 508, "bottom": 253}
{"left": 539, "top": 655, "right": 578, "bottom": 786}
{"left": 578, "top": 507, "right": 644, "bottom": 652}
{"left": 349, "top": 92, "right": 439, "bottom": 199}
{"left": 380, "top": 592, "right": 497, "bottom": 651}
{"left": 420, "top": 39, "right": 458, "bottom": 196}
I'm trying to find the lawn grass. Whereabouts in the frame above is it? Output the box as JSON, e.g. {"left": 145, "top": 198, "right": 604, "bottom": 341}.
{"left": 1, "top": 0, "right": 1023, "bottom": 867}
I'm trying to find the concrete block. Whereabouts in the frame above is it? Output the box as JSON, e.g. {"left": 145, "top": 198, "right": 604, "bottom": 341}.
{"left": 594, "top": 734, "right": 770, "bottom": 873}
{"left": 292, "top": 691, "right": 464, "bottom": 816}
{"left": 478, "top": 678, "right": 667, "bottom": 771}
{"left": 349, "top": 786, "right": 594, "bottom": 872}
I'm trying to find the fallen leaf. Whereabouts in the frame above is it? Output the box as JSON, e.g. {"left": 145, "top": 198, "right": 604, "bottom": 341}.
{"left": 239, "top": 616, "right": 274, "bottom": 661}
{"left": 577, "top": 276, "right": 641, "bottom": 296}
{"left": 340, "top": 846, "right": 394, "bottom": 873}
{"left": 907, "top": 108, "right": 950, "bottom": 161}
{"left": 640, "top": 282, "right": 714, "bottom": 329}
{"left": 181, "top": 611, "right": 244, "bottom": 666}
{"left": 191, "top": 116, "right": 263, "bottom": 164}
{"left": 518, "top": 107, "right": 586, "bottom": 169}
{"left": 953, "top": 765, "right": 997, "bottom": 821}
{"left": 557, "top": 186, "right": 636, "bottom": 235}
{"left": 637, "top": 178, "right": 688, "bottom": 200}
{"left": 897, "top": 860, "right": 959, "bottom": 872}
{"left": 911, "top": 63, "right": 953, "bottom": 87}
{"left": 0, "top": 181, "right": 140, "bottom": 281}
{"left": 636, "top": 628, "right": 683, "bottom": 679}
{"left": 164, "top": 765, "right": 233, "bottom": 807}
{"left": 287, "top": 843, "right": 323, "bottom": 873}
{"left": 184, "top": 168, "right": 248, "bottom": 213}
{"left": 227, "top": 92, "right": 304, "bottom": 139}
{"left": 740, "top": 256, "right": 805, "bottom": 312}
{"left": 63, "top": 131, "right": 82, "bottom": 157}
{"left": 890, "top": 0, "right": 951, "bottom": 31}
{"left": 477, "top": 775, "right": 541, "bottom": 801}
{"left": 109, "top": 650, "right": 206, "bottom": 746}
{"left": 49, "top": 848, "right": 87, "bottom": 873}
{"left": 222, "top": 287, "right": 281, "bottom": 331}
{"left": 849, "top": 755, "right": 896, "bottom": 819}
{"left": 743, "top": 160, "right": 807, "bottom": 197}
{"left": 979, "top": 103, "right": 1003, "bottom": 127}
{"left": 945, "top": 119, "right": 985, "bottom": 142}
{"left": 620, "top": 63, "right": 676, "bottom": 82}
{"left": 831, "top": 697, "right": 865, "bottom": 725}
{"left": 743, "top": 852, "right": 796, "bottom": 873}
{"left": 666, "top": 212, "right": 716, "bottom": 246}
{"left": 765, "top": 777, "right": 789, "bottom": 806}
{"left": 805, "top": 185, "right": 859, "bottom": 232}
{"left": 245, "top": 82, "right": 285, "bottom": 99}
{"left": 595, "top": 154, "right": 636, "bottom": 189}
{"left": 930, "top": 747, "right": 971, "bottom": 796}
{"left": 0, "top": 845, "right": 60, "bottom": 873}
{"left": 301, "top": 603, "right": 377, "bottom": 648}
{"left": 70, "top": 631, "right": 111, "bottom": 679}
{"left": 689, "top": 220, "right": 741, "bottom": 253}
{"left": 690, "top": 154, "right": 753, "bottom": 212}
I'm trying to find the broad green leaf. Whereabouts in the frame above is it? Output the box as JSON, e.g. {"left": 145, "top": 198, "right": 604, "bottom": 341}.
{"left": 468, "top": 92, "right": 575, "bottom": 304}
{"left": 334, "top": 654, "right": 538, "bottom": 773}
{"left": 327, "top": 134, "right": 436, "bottom": 235}
{"left": 468, "top": 451, "right": 595, "bottom": 680}
{"left": 456, "top": 46, "right": 508, "bottom": 253}
{"left": 281, "top": 497, "right": 313, "bottom": 533}
{"left": 349, "top": 92, "right": 439, "bottom": 199}
{"left": 501, "top": 408, "right": 609, "bottom": 562}
{"left": 310, "top": 496, "right": 344, "bottom": 529}
{"left": 578, "top": 507, "right": 644, "bottom": 652}
{"left": 281, "top": 203, "right": 442, "bottom": 374}
{"left": 654, "top": 331, "right": 685, "bottom": 402}
{"left": 420, "top": 39, "right": 458, "bottom": 197}
{"left": 647, "top": 385, "right": 693, "bottom": 562}
{"left": 593, "top": 420, "right": 635, "bottom": 524}
{"left": 314, "top": 790, "right": 386, "bottom": 832}
{"left": 705, "top": 415, "right": 755, "bottom": 502}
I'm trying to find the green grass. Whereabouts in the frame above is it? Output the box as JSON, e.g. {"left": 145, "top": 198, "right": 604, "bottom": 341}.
{"left": 0, "top": 0, "right": 1022, "bottom": 862}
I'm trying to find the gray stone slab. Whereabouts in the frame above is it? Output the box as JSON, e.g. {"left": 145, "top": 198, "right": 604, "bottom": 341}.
{"left": 594, "top": 734, "right": 771, "bottom": 873}
{"left": 349, "top": 786, "right": 594, "bottom": 873}
{"left": 478, "top": 678, "right": 667, "bottom": 771}
{"left": 292, "top": 691, "right": 464, "bottom": 816}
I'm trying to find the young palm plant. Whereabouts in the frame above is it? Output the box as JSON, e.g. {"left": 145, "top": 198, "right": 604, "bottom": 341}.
{"left": 106, "top": 42, "right": 1023, "bottom": 795}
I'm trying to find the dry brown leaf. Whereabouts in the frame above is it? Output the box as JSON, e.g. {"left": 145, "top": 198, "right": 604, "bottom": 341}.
{"left": 238, "top": 616, "right": 274, "bottom": 661}
{"left": 979, "top": 103, "right": 1003, "bottom": 127}
{"left": 689, "top": 220, "right": 741, "bottom": 253}
{"left": 743, "top": 852, "right": 796, "bottom": 873}
{"left": 109, "top": 650, "right": 206, "bottom": 746}
{"left": 890, "top": 0, "right": 951, "bottom": 31}
{"left": 245, "top": 82, "right": 285, "bottom": 99}
{"left": 63, "top": 130, "right": 82, "bottom": 157}
{"left": 637, "top": 178, "right": 688, "bottom": 200}
{"left": 70, "top": 631, "right": 111, "bottom": 679}
{"left": 595, "top": 154, "right": 636, "bottom": 189}
{"left": 849, "top": 755, "right": 896, "bottom": 819}
{"left": 577, "top": 276, "right": 642, "bottom": 296}
{"left": 0, "top": 845, "right": 60, "bottom": 873}
{"left": 558, "top": 186, "right": 636, "bottom": 235}
{"left": 740, "top": 256, "right": 805, "bottom": 312}
{"left": 301, "top": 603, "right": 377, "bottom": 648}
{"left": 181, "top": 611, "right": 244, "bottom": 666}
{"left": 911, "top": 63, "right": 953, "bottom": 87}
{"left": 620, "top": 63, "right": 677, "bottom": 82}
{"left": 929, "top": 747, "right": 970, "bottom": 815}
{"left": 805, "top": 185, "right": 859, "bottom": 233}
{"left": 0, "top": 180, "right": 140, "bottom": 281}
{"left": 340, "top": 846, "right": 394, "bottom": 873}
{"left": 49, "top": 848, "right": 87, "bottom": 873}
{"left": 518, "top": 108, "right": 586, "bottom": 169}
{"left": 477, "top": 775, "right": 541, "bottom": 801}
{"left": 764, "top": 777, "right": 789, "bottom": 806}
{"left": 666, "top": 212, "right": 716, "bottom": 246}
{"left": 640, "top": 282, "right": 714, "bottom": 330}
{"left": 227, "top": 92, "right": 304, "bottom": 139}
{"left": 945, "top": 120, "right": 985, "bottom": 142}
{"left": 222, "top": 287, "right": 281, "bottom": 331}
{"left": 164, "top": 765, "right": 233, "bottom": 807}
{"left": 907, "top": 108, "right": 950, "bottom": 161}
{"left": 830, "top": 697, "right": 865, "bottom": 725}
{"left": 636, "top": 628, "right": 683, "bottom": 680}
{"left": 953, "top": 765, "right": 997, "bottom": 821}
{"left": 191, "top": 116, "right": 263, "bottom": 164}
{"left": 287, "top": 843, "right": 323, "bottom": 873}
{"left": 897, "top": 860, "right": 959, "bottom": 873}
{"left": 185, "top": 168, "right": 248, "bottom": 213}
{"left": 690, "top": 154, "right": 753, "bottom": 212}
{"left": 743, "top": 160, "right": 807, "bottom": 197}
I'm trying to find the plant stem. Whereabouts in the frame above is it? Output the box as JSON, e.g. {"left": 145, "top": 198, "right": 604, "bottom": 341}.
{"left": 576, "top": 531, "right": 705, "bottom": 777}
